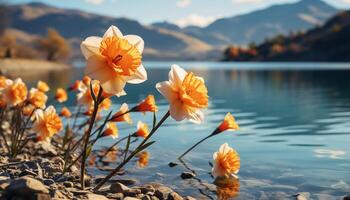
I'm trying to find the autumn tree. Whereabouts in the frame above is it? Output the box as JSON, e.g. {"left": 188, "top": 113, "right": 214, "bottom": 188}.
{"left": 36, "top": 28, "right": 71, "bottom": 61}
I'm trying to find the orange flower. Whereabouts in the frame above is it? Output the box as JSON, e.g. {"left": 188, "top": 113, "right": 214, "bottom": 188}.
{"left": 137, "top": 151, "right": 149, "bottom": 168}
{"left": 102, "top": 122, "right": 118, "bottom": 139}
{"left": 82, "top": 76, "right": 91, "bottom": 85}
{"left": 22, "top": 105, "right": 35, "bottom": 116}
{"left": 69, "top": 80, "right": 82, "bottom": 91}
{"left": 37, "top": 81, "right": 50, "bottom": 93}
{"left": 55, "top": 88, "right": 68, "bottom": 103}
{"left": 156, "top": 65, "right": 208, "bottom": 123}
{"left": 81, "top": 25, "right": 147, "bottom": 96}
{"left": 28, "top": 88, "right": 48, "bottom": 109}
{"left": 1, "top": 78, "right": 28, "bottom": 107}
{"left": 212, "top": 143, "right": 240, "bottom": 178}
{"left": 77, "top": 80, "right": 100, "bottom": 110}
{"left": 217, "top": 113, "right": 239, "bottom": 134}
{"left": 136, "top": 95, "right": 158, "bottom": 113}
{"left": 111, "top": 103, "right": 132, "bottom": 124}
{"left": 0, "top": 76, "right": 9, "bottom": 89}
{"left": 135, "top": 121, "right": 149, "bottom": 138}
{"left": 60, "top": 107, "right": 72, "bottom": 118}
{"left": 32, "top": 106, "right": 63, "bottom": 141}
{"left": 99, "top": 98, "right": 111, "bottom": 111}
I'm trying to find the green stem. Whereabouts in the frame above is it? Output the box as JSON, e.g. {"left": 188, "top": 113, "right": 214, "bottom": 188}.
{"left": 94, "top": 111, "right": 170, "bottom": 191}
{"left": 178, "top": 134, "right": 214, "bottom": 160}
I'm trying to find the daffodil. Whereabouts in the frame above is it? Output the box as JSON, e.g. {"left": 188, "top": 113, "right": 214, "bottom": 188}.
{"left": 55, "top": 88, "right": 68, "bottom": 103}
{"left": 111, "top": 103, "right": 132, "bottom": 124}
{"left": 32, "top": 106, "right": 63, "bottom": 141}
{"left": 28, "top": 88, "right": 48, "bottom": 109}
{"left": 215, "top": 113, "right": 239, "bottom": 134}
{"left": 135, "top": 121, "right": 149, "bottom": 138}
{"left": 135, "top": 95, "right": 158, "bottom": 113}
{"left": 102, "top": 122, "right": 118, "bottom": 139}
{"left": 81, "top": 25, "right": 147, "bottom": 96}
{"left": 212, "top": 143, "right": 240, "bottom": 178}
{"left": 60, "top": 107, "right": 72, "bottom": 118}
{"left": 1, "top": 78, "right": 27, "bottom": 107}
{"left": 37, "top": 81, "right": 50, "bottom": 93}
{"left": 156, "top": 64, "right": 208, "bottom": 124}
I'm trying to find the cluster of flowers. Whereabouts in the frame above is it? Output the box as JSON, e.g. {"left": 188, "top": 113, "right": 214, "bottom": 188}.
{"left": 0, "top": 25, "right": 241, "bottom": 191}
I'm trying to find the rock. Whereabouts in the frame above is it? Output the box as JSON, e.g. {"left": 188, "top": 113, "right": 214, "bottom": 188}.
{"left": 95, "top": 177, "right": 137, "bottom": 186}
{"left": 0, "top": 176, "right": 10, "bottom": 190}
{"left": 19, "top": 169, "right": 38, "bottom": 177}
{"left": 142, "top": 195, "right": 152, "bottom": 200}
{"left": 184, "top": 196, "right": 196, "bottom": 200}
{"left": 85, "top": 193, "right": 109, "bottom": 200}
{"left": 168, "top": 162, "right": 178, "bottom": 167}
{"left": 180, "top": 172, "right": 195, "bottom": 179}
{"left": 343, "top": 195, "right": 350, "bottom": 200}
{"left": 168, "top": 192, "right": 183, "bottom": 200}
{"left": 109, "top": 182, "right": 141, "bottom": 197}
{"left": 154, "top": 186, "right": 174, "bottom": 200}
{"left": 35, "top": 142, "right": 57, "bottom": 156}
{"left": 6, "top": 176, "right": 49, "bottom": 195}
{"left": 63, "top": 181, "right": 74, "bottom": 188}
{"left": 295, "top": 192, "right": 310, "bottom": 200}
{"left": 43, "top": 179, "right": 55, "bottom": 186}
{"left": 133, "top": 185, "right": 155, "bottom": 195}
{"left": 106, "top": 192, "right": 124, "bottom": 200}
{"left": 124, "top": 197, "right": 140, "bottom": 200}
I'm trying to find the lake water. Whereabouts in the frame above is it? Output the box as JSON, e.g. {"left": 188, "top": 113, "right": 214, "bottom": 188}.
{"left": 19, "top": 62, "right": 350, "bottom": 199}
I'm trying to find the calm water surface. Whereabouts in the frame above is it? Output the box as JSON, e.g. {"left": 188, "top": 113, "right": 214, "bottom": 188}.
{"left": 20, "top": 62, "right": 350, "bottom": 199}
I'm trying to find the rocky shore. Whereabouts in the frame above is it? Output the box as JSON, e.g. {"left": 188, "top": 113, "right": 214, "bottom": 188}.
{"left": 0, "top": 141, "right": 192, "bottom": 200}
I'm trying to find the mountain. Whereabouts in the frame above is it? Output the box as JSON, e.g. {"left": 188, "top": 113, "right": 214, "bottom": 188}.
{"left": 222, "top": 10, "right": 350, "bottom": 62}
{"left": 5, "top": 2, "right": 213, "bottom": 60}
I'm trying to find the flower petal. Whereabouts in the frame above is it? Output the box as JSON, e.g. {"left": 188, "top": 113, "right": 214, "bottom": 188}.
{"left": 169, "top": 64, "right": 187, "bottom": 88}
{"left": 124, "top": 35, "right": 144, "bottom": 53}
{"left": 188, "top": 109, "right": 204, "bottom": 124}
{"left": 156, "top": 81, "right": 177, "bottom": 102}
{"left": 81, "top": 36, "right": 102, "bottom": 59}
{"left": 85, "top": 55, "right": 115, "bottom": 84}
{"left": 103, "top": 25, "right": 123, "bottom": 38}
{"left": 101, "top": 76, "right": 126, "bottom": 95}
{"left": 126, "top": 64, "right": 147, "bottom": 84}
{"left": 169, "top": 100, "right": 187, "bottom": 121}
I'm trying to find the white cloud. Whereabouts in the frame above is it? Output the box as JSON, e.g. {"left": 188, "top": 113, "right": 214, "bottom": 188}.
{"left": 175, "top": 14, "right": 218, "bottom": 27}
{"left": 176, "top": 0, "right": 191, "bottom": 8}
{"left": 233, "top": 0, "right": 263, "bottom": 3}
{"left": 85, "top": 0, "right": 105, "bottom": 5}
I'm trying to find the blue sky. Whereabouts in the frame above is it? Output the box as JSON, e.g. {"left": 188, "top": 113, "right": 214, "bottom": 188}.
{"left": 10, "top": 0, "right": 350, "bottom": 27}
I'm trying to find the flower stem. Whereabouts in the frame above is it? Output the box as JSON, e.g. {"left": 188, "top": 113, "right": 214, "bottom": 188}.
{"left": 94, "top": 111, "right": 170, "bottom": 191}
{"left": 178, "top": 134, "right": 214, "bottom": 160}
{"left": 80, "top": 85, "right": 103, "bottom": 190}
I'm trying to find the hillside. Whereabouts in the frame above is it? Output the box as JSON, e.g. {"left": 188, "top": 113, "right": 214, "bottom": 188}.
{"left": 5, "top": 2, "right": 213, "bottom": 60}
{"left": 222, "top": 10, "right": 350, "bottom": 62}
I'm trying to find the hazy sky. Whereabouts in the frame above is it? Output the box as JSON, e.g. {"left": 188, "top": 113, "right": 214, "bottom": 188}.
{"left": 10, "top": 0, "right": 350, "bottom": 27}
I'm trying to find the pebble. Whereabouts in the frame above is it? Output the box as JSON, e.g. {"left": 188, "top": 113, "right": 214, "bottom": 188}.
{"left": 180, "top": 172, "right": 196, "bottom": 179}
{"left": 6, "top": 176, "right": 49, "bottom": 195}
{"left": 109, "top": 182, "right": 141, "bottom": 196}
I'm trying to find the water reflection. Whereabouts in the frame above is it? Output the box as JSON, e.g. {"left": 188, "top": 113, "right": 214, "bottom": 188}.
{"left": 7, "top": 63, "right": 350, "bottom": 199}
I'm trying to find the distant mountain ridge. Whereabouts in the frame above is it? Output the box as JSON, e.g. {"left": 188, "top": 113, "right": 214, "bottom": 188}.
{"left": 4, "top": 0, "right": 340, "bottom": 60}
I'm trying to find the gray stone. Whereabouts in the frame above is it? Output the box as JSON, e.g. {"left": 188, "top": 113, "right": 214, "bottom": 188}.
{"left": 168, "top": 192, "right": 183, "bottom": 200}
{"left": 180, "top": 172, "right": 195, "bottom": 180}
{"left": 154, "top": 186, "right": 174, "bottom": 200}
{"left": 63, "top": 181, "right": 74, "bottom": 188}
{"left": 43, "top": 179, "right": 55, "bottom": 186}
{"left": 133, "top": 185, "right": 155, "bottom": 194}
{"left": 6, "top": 176, "right": 49, "bottom": 195}
{"left": 109, "top": 182, "right": 141, "bottom": 197}
{"left": 106, "top": 192, "right": 124, "bottom": 200}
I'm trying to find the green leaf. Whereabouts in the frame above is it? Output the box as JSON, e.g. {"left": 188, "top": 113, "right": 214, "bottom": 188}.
{"left": 123, "top": 135, "right": 131, "bottom": 162}
{"left": 135, "top": 141, "right": 155, "bottom": 154}
{"left": 86, "top": 144, "right": 93, "bottom": 157}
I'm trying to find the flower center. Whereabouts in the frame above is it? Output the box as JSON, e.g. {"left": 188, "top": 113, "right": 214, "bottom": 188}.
{"left": 99, "top": 36, "right": 142, "bottom": 76}
{"left": 179, "top": 72, "right": 208, "bottom": 109}
{"left": 218, "top": 150, "right": 240, "bottom": 173}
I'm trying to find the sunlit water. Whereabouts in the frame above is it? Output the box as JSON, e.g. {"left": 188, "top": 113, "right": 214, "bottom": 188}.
{"left": 15, "top": 62, "right": 350, "bottom": 199}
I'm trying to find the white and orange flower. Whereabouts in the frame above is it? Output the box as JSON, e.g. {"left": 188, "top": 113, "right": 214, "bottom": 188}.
{"left": 216, "top": 113, "right": 239, "bottom": 134}
{"left": 156, "top": 65, "right": 208, "bottom": 123}
{"left": 212, "top": 143, "right": 240, "bottom": 178}
{"left": 111, "top": 103, "right": 132, "bottom": 124}
{"left": 37, "top": 81, "right": 50, "bottom": 93}
{"left": 60, "top": 107, "right": 72, "bottom": 118}
{"left": 81, "top": 25, "right": 147, "bottom": 96}
{"left": 76, "top": 80, "right": 100, "bottom": 109}
{"left": 1, "top": 78, "right": 28, "bottom": 107}
{"left": 55, "top": 88, "right": 68, "bottom": 103}
{"left": 102, "top": 122, "right": 118, "bottom": 139}
{"left": 28, "top": 88, "right": 48, "bottom": 109}
{"left": 135, "top": 121, "right": 149, "bottom": 138}
{"left": 32, "top": 106, "right": 63, "bottom": 141}
{"left": 135, "top": 95, "right": 158, "bottom": 113}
